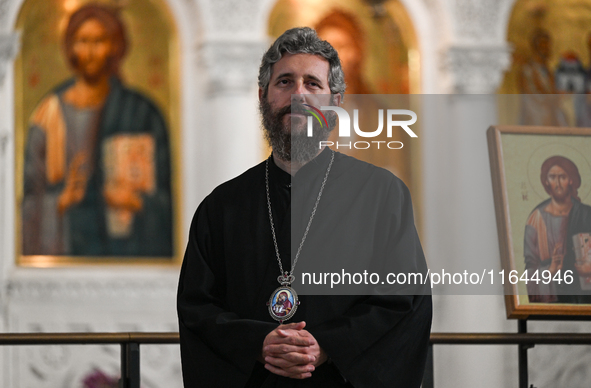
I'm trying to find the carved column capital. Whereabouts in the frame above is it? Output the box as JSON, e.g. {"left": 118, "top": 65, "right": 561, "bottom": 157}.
{"left": 451, "top": 0, "right": 508, "bottom": 43}
{"left": 205, "top": 0, "right": 264, "bottom": 35}
{"left": 7, "top": 275, "right": 178, "bottom": 301}
{"left": 198, "top": 40, "right": 267, "bottom": 96}
{"left": 441, "top": 45, "right": 511, "bottom": 94}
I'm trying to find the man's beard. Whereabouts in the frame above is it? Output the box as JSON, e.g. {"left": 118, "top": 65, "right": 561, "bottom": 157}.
{"left": 259, "top": 97, "right": 332, "bottom": 164}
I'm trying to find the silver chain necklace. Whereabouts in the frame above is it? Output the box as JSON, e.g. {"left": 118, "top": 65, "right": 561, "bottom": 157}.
{"left": 265, "top": 150, "right": 334, "bottom": 323}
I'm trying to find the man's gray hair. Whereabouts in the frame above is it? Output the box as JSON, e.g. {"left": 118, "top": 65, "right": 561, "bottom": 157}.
{"left": 258, "top": 27, "right": 346, "bottom": 98}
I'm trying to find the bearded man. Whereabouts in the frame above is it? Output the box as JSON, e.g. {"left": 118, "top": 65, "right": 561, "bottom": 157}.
{"left": 177, "top": 27, "right": 432, "bottom": 387}
{"left": 524, "top": 155, "right": 591, "bottom": 303}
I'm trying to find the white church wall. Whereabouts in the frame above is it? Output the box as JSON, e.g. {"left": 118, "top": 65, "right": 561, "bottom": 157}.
{"left": 0, "top": 0, "right": 271, "bottom": 383}
{"left": 427, "top": 1, "right": 591, "bottom": 388}
{"left": 422, "top": 1, "right": 516, "bottom": 387}
{"left": 0, "top": 0, "right": 207, "bottom": 386}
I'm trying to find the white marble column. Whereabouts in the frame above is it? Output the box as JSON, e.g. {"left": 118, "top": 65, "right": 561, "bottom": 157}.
{"left": 0, "top": 25, "right": 20, "bottom": 388}
{"left": 0, "top": 34, "right": 19, "bottom": 299}
{"left": 422, "top": 0, "right": 515, "bottom": 386}
{"left": 0, "top": 31, "right": 19, "bottom": 285}
{"left": 194, "top": 39, "right": 267, "bottom": 196}
{"left": 189, "top": 0, "right": 271, "bottom": 207}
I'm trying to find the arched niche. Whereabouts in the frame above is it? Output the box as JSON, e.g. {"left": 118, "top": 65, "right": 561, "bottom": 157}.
{"left": 265, "top": 0, "right": 420, "bottom": 193}
{"left": 500, "top": 0, "right": 591, "bottom": 95}
{"left": 268, "top": 0, "right": 419, "bottom": 95}
{"left": 499, "top": 0, "right": 591, "bottom": 127}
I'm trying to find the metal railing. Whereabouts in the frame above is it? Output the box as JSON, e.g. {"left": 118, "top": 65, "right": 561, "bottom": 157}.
{"left": 0, "top": 332, "right": 179, "bottom": 388}
{"left": 2, "top": 331, "right": 591, "bottom": 387}
{"left": 429, "top": 332, "right": 591, "bottom": 345}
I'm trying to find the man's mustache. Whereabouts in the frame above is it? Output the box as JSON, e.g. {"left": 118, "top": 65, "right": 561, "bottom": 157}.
{"left": 277, "top": 103, "right": 310, "bottom": 117}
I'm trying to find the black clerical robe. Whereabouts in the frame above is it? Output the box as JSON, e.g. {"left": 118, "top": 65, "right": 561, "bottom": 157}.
{"left": 177, "top": 148, "right": 432, "bottom": 387}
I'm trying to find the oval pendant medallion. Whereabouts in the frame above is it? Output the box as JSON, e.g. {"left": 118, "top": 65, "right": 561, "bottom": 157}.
{"left": 268, "top": 285, "right": 299, "bottom": 323}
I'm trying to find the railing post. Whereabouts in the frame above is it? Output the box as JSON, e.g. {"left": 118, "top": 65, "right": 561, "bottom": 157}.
{"left": 120, "top": 343, "right": 128, "bottom": 388}
{"left": 518, "top": 319, "right": 534, "bottom": 388}
{"left": 422, "top": 343, "right": 434, "bottom": 388}
{"left": 120, "top": 342, "right": 140, "bottom": 388}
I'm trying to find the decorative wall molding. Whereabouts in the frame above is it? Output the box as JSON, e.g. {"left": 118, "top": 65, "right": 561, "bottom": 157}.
{"left": 0, "top": 33, "right": 19, "bottom": 86}
{"left": 7, "top": 275, "right": 178, "bottom": 301}
{"left": 10, "top": 319, "right": 182, "bottom": 388}
{"left": 203, "top": 0, "right": 262, "bottom": 34}
{"left": 441, "top": 45, "right": 511, "bottom": 94}
{"left": 451, "top": 0, "right": 507, "bottom": 43}
{"left": 199, "top": 40, "right": 266, "bottom": 95}
{"left": 7, "top": 272, "right": 182, "bottom": 387}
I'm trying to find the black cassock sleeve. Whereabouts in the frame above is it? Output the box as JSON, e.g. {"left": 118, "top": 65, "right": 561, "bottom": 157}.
{"left": 305, "top": 177, "right": 432, "bottom": 388}
{"left": 177, "top": 197, "right": 277, "bottom": 387}
{"left": 309, "top": 296, "right": 432, "bottom": 388}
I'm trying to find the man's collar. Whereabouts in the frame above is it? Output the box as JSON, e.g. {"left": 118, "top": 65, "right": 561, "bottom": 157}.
{"left": 293, "top": 147, "right": 333, "bottom": 183}
{"left": 269, "top": 147, "right": 333, "bottom": 186}
{"left": 269, "top": 153, "right": 292, "bottom": 188}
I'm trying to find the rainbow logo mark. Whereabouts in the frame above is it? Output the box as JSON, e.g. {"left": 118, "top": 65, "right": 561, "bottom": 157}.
{"left": 303, "top": 104, "right": 329, "bottom": 128}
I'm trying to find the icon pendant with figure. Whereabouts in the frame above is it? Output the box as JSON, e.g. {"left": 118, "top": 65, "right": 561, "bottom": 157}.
{"left": 267, "top": 285, "right": 299, "bottom": 323}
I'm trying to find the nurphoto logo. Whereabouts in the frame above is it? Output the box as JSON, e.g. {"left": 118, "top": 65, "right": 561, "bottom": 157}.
{"left": 306, "top": 105, "right": 418, "bottom": 150}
